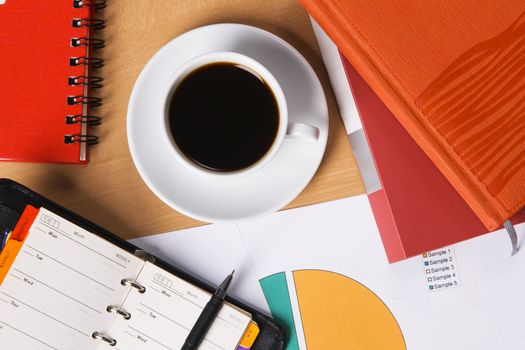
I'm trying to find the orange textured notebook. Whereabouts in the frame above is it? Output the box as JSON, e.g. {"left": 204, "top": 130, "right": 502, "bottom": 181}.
{"left": 0, "top": 1, "right": 104, "bottom": 163}
{"left": 301, "top": 1, "right": 525, "bottom": 230}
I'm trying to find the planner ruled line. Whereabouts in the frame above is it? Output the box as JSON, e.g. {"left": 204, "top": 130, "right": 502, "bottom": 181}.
{"left": 24, "top": 245, "right": 115, "bottom": 291}
{"left": 11, "top": 268, "right": 102, "bottom": 314}
{"left": 1, "top": 292, "right": 91, "bottom": 337}
{"left": 34, "top": 226, "right": 127, "bottom": 269}
{"left": 0, "top": 320, "right": 58, "bottom": 350}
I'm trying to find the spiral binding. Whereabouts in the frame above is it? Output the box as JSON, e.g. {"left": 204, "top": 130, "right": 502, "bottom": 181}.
{"left": 70, "top": 57, "right": 104, "bottom": 68}
{"left": 121, "top": 278, "right": 147, "bottom": 293}
{"left": 69, "top": 76, "right": 103, "bottom": 89}
{"left": 67, "top": 95, "right": 103, "bottom": 107}
{"left": 93, "top": 278, "right": 146, "bottom": 347}
{"left": 66, "top": 115, "right": 102, "bottom": 125}
{"left": 106, "top": 305, "right": 132, "bottom": 320}
{"left": 92, "top": 332, "right": 117, "bottom": 347}
{"left": 71, "top": 37, "right": 105, "bottom": 49}
{"left": 66, "top": 0, "right": 105, "bottom": 147}
{"left": 74, "top": 0, "right": 107, "bottom": 11}
{"left": 72, "top": 18, "right": 106, "bottom": 30}
{"left": 64, "top": 134, "right": 100, "bottom": 145}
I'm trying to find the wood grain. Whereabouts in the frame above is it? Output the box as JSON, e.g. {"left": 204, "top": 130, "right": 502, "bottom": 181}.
{"left": 0, "top": 0, "right": 364, "bottom": 239}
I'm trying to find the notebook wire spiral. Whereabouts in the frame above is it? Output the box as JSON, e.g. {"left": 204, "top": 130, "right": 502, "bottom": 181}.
{"left": 91, "top": 278, "right": 146, "bottom": 347}
{"left": 65, "top": 0, "right": 107, "bottom": 146}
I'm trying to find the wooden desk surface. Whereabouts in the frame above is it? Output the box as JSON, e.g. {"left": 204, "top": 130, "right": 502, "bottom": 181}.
{"left": 0, "top": 0, "right": 364, "bottom": 240}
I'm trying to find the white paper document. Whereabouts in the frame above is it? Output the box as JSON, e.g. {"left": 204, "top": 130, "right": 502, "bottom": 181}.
{"left": 135, "top": 195, "right": 525, "bottom": 350}
{"left": 239, "top": 196, "right": 525, "bottom": 349}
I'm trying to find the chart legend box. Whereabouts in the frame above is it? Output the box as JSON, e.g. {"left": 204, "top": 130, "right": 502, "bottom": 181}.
{"left": 422, "top": 247, "right": 461, "bottom": 292}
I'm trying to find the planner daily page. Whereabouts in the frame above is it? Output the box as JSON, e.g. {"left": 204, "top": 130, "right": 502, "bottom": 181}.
{"left": 0, "top": 208, "right": 145, "bottom": 350}
{"left": 106, "top": 261, "right": 252, "bottom": 350}
{"left": 0, "top": 207, "right": 253, "bottom": 350}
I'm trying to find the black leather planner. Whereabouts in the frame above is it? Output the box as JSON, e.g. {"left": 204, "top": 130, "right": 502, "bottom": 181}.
{"left": 0, "top": 178, "right": 285, "bottom": 350}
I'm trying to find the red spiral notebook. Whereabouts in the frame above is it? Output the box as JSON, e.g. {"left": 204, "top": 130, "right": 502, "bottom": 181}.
{"left": 0, "top": 0, "right": 104, "bottom": 164}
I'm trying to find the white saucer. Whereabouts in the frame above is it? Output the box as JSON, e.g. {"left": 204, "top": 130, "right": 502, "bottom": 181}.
{"left": 127, "top": 24, "right": 328, "bottom": 222}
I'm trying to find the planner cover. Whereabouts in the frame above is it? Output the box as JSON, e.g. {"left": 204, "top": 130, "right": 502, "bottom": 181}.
{"left": 300, "top": 0, "right": 525, "bottom": 230}
{"left": 0, "top": 178, "right": 285, "bottom": 350}
{"left": 0, "top": 0, "right": 104, "bottom": 163}
{"left": 0, "top": 206, "right": 254, "bottom": 349}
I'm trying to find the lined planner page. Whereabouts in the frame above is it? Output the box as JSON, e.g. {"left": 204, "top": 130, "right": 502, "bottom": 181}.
{"left": 0, "top": 208, "right": 145, "bottom": 350}
{"left": 107, "top": 261, "right": 251, "bottom": 350}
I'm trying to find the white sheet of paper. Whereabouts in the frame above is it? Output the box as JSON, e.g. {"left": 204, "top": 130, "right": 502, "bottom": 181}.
{"left": 238, "top": 195, "right": 525, "bottom": 350}
{"left": 130, "top": 195, "right": 525, "bottom": 349}
{"left": 130, "top": 224, "right": 270, "bottom": 315}
{"left": 310, "top": 18, "right": 361, "bottom": 134}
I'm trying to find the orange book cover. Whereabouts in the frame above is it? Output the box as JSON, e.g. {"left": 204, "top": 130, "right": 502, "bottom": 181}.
{"left": 0, "top": 1, "right": 102, "bottom": 163}
{"left": 301, "top": 0, "right": 525, "bottom": 230}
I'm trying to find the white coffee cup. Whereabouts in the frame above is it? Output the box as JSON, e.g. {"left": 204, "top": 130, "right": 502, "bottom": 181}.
{"left": 161, "top": 51, "right": 319, "bottom": 178}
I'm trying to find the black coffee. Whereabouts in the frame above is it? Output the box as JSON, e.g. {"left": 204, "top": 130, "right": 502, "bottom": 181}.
{"left": 168, "top": 62, "right": 279, "bottom": 172}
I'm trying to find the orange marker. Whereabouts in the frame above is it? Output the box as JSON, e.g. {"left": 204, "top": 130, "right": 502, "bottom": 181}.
{"left": 0, "top": 205, "right": 39, "bottom": 285}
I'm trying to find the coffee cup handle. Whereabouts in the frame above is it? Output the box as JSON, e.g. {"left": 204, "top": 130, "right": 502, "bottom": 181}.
{"left": 286, "top": 123, "right": 320, "bottom": 141}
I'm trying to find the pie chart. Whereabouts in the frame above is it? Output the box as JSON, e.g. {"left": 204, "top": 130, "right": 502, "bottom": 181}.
{"left": 260, "top": 270, "right": 406, "bottom": 349}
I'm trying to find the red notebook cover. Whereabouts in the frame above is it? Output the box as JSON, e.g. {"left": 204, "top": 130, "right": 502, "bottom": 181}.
{"left": 0, "top": 1, "right": 102, "bottom": 163}
{"left": 343, "top": 57, "right": 525, "bottom": 262}
{"left": 301, "top": 0, "right": 525, "bottom": 231}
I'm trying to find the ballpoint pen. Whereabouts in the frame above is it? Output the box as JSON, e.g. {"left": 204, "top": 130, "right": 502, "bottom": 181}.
{"left": 181, "top": 271, "right": 234, "bottom": 350}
